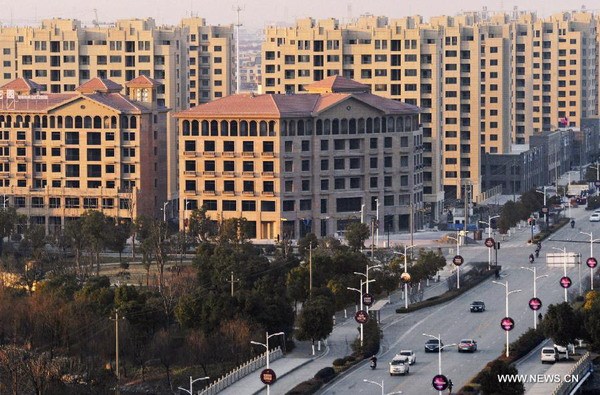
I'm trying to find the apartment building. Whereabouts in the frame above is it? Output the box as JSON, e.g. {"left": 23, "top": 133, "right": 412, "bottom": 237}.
{"left": 176, "top": 76, "right": 423, "bottom": 240}
{"left": 0, "top": 76, "right": 168, "bottom": 232}
{"left": 0, "top": 17, "right": 234, "bottom": 202}
{"left": 261, "top": 11, "right": 599, "bottom": 212}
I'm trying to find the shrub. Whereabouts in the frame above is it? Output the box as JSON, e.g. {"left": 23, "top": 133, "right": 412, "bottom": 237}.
{"left": 314, "top": 367, "right": 336, "bottom": 383}
{"left": 286, "top": 378, "right": 323, "bottom": 395}
{"left": 509, "top": 328, "right": 544, "bottom": 361}
{"left": 344, "top": 355, "right": 356, "bottom": 364}
{"left": 332, "top": 358, "right": 345, "bottom": 367}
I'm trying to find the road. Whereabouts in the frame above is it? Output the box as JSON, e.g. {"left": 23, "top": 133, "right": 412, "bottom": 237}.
{"left": 320, "top": 204, "right": 595, "bottom": 395}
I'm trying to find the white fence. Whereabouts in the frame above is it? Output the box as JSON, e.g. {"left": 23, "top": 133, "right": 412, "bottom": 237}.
{"left": 551, "top": 351, "right": 592, "bottom": 395}
{"left": 198, "top": 347, "right": 283, "bottom": 395}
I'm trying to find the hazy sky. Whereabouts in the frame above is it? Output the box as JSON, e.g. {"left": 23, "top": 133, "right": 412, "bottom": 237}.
{"left": 1, "top": 0, "right": 594, "bottom": 29}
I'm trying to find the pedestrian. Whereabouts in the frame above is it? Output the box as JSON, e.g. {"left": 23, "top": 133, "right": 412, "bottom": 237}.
{"left": 448, "top": 379, "right": 453, "bottom": 394}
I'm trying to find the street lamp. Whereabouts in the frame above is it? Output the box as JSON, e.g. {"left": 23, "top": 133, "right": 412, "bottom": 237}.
{"left": 250, "top": 331, "right": 285, "bottom": 395}
{"left": 177, "top": 376, "right": 209, "bottom": 395}
{"left": 479, "top": 215, "right": 500, "bottom": 270}
{"left": 348, "top": 278, "right": 375, "bottom": 347}
{"left": 394, "top": 245, "right": 416, "bottom": 308}
{"left": 535, "top": 187, "right": 549, "bottom": 227}
{"left": 492, "top": 281, "right": 522, "bottom": 357}
{"left": 361, "top": 203, "right": 366, "bottom": 224}
{"left": 590, "top": 163, "right": 600, "bottom": 196}
{"left": 580, "top": 231, "right": 600, "bottom": 290}
{"left": 422, "top": 333, "right": 456, "bottom": 395}
{"left": 161, "top": 200, "right": 170, "bottom": 223}
{"left": 520, "top": 267, "right": 548, "bottom": 330}
{"left": 354, "top": 264, "right": 382, "bottom": 312}
{"left": 552, "top": 246, "right": 570, "bottom": 302}
{"left": 375, "top": 198, "right": 380, "bottom": 248}
{"left": 446, "top": 232, "right": 461, "bottom": 289}
{"left": 362, "top": 379, "right": 403, "bottom": 395}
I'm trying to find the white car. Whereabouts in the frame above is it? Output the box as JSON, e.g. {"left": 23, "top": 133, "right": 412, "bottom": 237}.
{"left": 541, "top": 347, "right": 557, "bottom": 363}
{"left": 590, "top": 213, "right": 600, "bottom": 222}
{"left": 389, "top": 355, "right": 410, "bottom": 376}
{"left": 398, "top": 350, "right": 416, "bottom": 365}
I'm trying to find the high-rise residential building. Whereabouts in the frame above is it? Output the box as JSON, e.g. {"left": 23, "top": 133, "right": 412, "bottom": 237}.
{"left": 0, "top": 17, "right": 234, "bottom": 205}
{"left": 0, "top": 76, "right": 168, "bottom": 232}
{"left": 176, "top": 76, "right": 423, "bottom": 240}
{"left": 261, "top": 11, "right": 599, "bottom": 216}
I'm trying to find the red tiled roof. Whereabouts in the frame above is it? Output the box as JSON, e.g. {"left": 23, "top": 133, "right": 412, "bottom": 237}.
{"left": 176, "top": 91, "right": 419, "bottom": 119}
{"left": 125, "top": 75, "right": 162, "bottom": 88}
{"left": 305, "top": 76, "right": 370, "bottom": 93}
{"left": 0, "top": 92, "right": 149, "bottom": 114}
{"left": 76, "top": 78, "right": 123, "bottom": 93}
{"left": 0, "top": 78, "right": 43, "bottom": 94}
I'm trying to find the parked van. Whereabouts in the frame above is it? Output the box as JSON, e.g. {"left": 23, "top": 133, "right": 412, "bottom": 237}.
{"left": 541, "top": 347, "right": 557, "bottom": 363}
{"left": 554, "top": 345, "right": 569, "bottom": 361}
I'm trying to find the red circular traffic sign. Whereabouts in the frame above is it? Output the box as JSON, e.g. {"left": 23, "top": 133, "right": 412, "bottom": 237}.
{"left": 432, "top": 374, "right": 449, "bottom": 391}
{"left": 560, "top": 276, "right": 572, "bottom": 289}
{"left": 453, "top": 255, "right": 464, "bottom": 266}
{"left": 529, "top": 297, "right": 542, "bottom": 311}
{"left": 541, "top": 206, "right": 549, "bottom": 214}
{"left": 363, "top": 293, "right": 374, "bottom": 307}
{"left": 501, "top": 317, "right": 515, "bottom": 331}
{"left": 260, "top": 368, "right": 276, "bottom": 385}
{"left": 587, "top": 257, "right": 598, "bottom": 269}
{"left": 355, "top": 309, "right": 369, "bottom": 324}
{"left": 485, "top": 237, "right": 495, "bottom": 248}
{"left": 401, "top": 272, "right": 411, "bottom": 283}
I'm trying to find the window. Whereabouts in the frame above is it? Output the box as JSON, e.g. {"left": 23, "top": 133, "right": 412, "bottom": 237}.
{"left": 370, "top": 177, "right": 378, "bottom": 188}
{"left": 261, "top": 201, "right": 276, "bottom": 211}
{"left": 321, "top": 159, "right": 329, "bottom": 171}
{"left": 334, "top": 158, "right": 345, "bottom": 170}
{"left": 334, "top": 140, "right": 345, "bottom": 150}
{"left": 321, "top": 179, "right": 329, "bottom": 190}
{"left": 320, "top": 140, "right": 329, "bottom": 150}
{"left": 284, "top": 141, "right": 293, "bottom": 152}
{"left": 300, "top": 199, "right": 311, "bottom": 210}
{"left": 282, "top": 200, "right": 295, "bottom": 211}
{"left": 222, "top": 200, "right": 236, "bottom": 211}
{"left": 302, "top": 160, "right": 310, "bottom": 171}
{"left": 334, "top": 178, "right": 345, "bottom": 189}
{"left": 242, "top": 201, "right": 256, "bottom": 211}
{"left": 243, "top": 141, "right": 254, "bottom": 152}
{"left": 301, "top": 140, "right": 310, "bottom": 151}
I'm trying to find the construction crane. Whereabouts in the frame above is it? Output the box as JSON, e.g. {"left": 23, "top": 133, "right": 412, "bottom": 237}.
{"left": 92, "top": 9, "right": 111, "bottom": 28}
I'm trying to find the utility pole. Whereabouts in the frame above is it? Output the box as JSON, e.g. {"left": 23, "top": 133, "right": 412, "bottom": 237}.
{"left": 370, "top": 218, "right": 375, "bottom": 263}
{"left": 409, "top": 194, "right": 414, "bottom": 250}
{"left": 112, "top": 311, "right": 124, "bottom": 384}
{"left": 464, "top": 181, "right": 469, "bottom": 235}
{"left": 227, "top": 271, "right": 240, "bottom": 297}
{"left": 233, "top": 6, "right": 244, "bottom": 94}
{"left": 375, "top": 198, "right": 380, "bottom": 248}
{"left": 309, "top": 243, "right": 312, "bottom": 296}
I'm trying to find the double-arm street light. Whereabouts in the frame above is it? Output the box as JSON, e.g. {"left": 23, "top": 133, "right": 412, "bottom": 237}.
{"left": 520, "top": 267, "right": 548, "bottom": 330}
{"left": 348, "top": 278, "right": 375, "bottom": 347}
{"left": 552, "top": 246, "right": 570, "bottom": 302}
{"left": 446, "top": 232, "right": 461, "bottom": 289}
{"left": 580, "top": 231, "right": 600, "bottom": 290}
{"left": 422, "top": 333, "right": 456, "bottom": 395}
{"left": 590, "top": 163, "right": 600, "bottom": 196}
{"left": 354, "top": 264, "right": 382, "bottom": 312}
{"left": 492, "top": 281, "right": 522, "bottom": 357}
{"left": 479, "top": 215, "right": 500, "bottom": 270}
{"left": 362, "top": 379, "right": 403, "bottom": 395}
{"left": 394, "top": 245, "right": 416, "bottom": 308}
{"left": 177, "top": 376, "right": 210, "bottom": 395}
{"left": 250, "top": 331, "right": 285, "bottom": 395}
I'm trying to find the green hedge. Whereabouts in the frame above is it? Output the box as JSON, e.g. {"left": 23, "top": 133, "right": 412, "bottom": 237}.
{"left": 286, "top": 378, "right": 323, "bottom": 395}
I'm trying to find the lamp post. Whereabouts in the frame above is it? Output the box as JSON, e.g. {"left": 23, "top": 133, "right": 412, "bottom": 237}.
{"left": 161, "top": 200, "right": 170, "bottom": 223}
{"left": 362, "top": 379, "right": 403, "bottom": 395}
{"left": 591, "top": 163, "right": 600, "bottom": 196}
{"left": 552, "top": 246, "right": 569, "bottom": 302}
{"left": 348, "top": 278, "right": 375, "bottom": 347}
{"left": 394, "top": 245, "right": 416, "bottom": 308}
{"left": 177, "top": 376, "right": 210, "bottom": 395}
{"left": 361, "top": 203, "right": 365, "bottom": 224}
{"left": 354, "top": 264, "right": 382, "bottom": 312}
{"left": 535, "top": 187, "right": 548, "bottom": 227}
{"left": 447, "top": 232, "right": 461, "bottom": 289}
{"left": 580, "top": 231, "right": 600, "bottom": 290}
{"left": 375, "top": 198, "right": 380, "bottom": 248}
{"left": 479, "top": 214, "right": 499, "bottom": 270}
{"left": 520, "top": 267, "right": 548, "bottom": 330}
{"left": 422, "top": 333, "right": 456, "bottom": 395}
{"left": 250, "top": 331, "right": 285, "bottom": 395}
{"left": 492, "top": 281, "right": 522, "bottom": 357}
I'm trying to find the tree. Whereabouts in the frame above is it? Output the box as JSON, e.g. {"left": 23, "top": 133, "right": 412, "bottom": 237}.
{"left": 188, "top": 206, "right": 215, "bottom": 243}
{"left": 542, "top": 302, "right": 584, "bottom": 346}
{"left": 345, "top": 222, "right": 370, "bottom": 251}
{"left": 298, "top": 233, "right": 318, "bottom": 257}
{"left": 295, "top": 295, "right": 334, "bottom": 348}
{"left": 106, "top": 219, "right": 131, "bottom": 267}
{"left": 80, "top": 210, "right": 113, "bottom": 274}
{"left": 585, "top": 166, "right": 598, "bottom": 183}
{"left": 478, "top": 359, "right": 525, "bottom": 395}
{"left": 0, "top": 207, "right": 18, "bottom": 256}
{"left": 64, "top": 219, "right": 87, "bottom": 272}
{"left": 520, "top": 189, "right": 544, "bottom": 215}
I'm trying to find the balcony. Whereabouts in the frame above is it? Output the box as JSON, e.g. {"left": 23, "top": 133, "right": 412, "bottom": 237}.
{"left": 202, "top": 190, "right": 215, "bottom": 195}
{"left": 241, "top": 151, "right": 255, "bottom": 157}
{"left": 203, "top": 171, "right": 216, "bottom": 177}
{"left": 262, "top": 191, "right": 275, "bottom": 196}
{"left": 261, "top": 152, "right": 275, "bottom": 157}
{"left": 261, "top": 171, "right": 275, "bottom": 177}
{"left": 183, "top": 151, "right": 196, "bottom": 157}
{"left": 222, "top": 151, "right": 235, "bottom": 157}
{"left": 242, "top": 171, "right": 255, "bottom": 177}
{"left": 222, "top": 171, "right": 235, "bottom": 177}
{"left": 184, "top": 170, "right": 196, "bottom": 176}
{"left": 222, "top": 190, "right": 235, "bottom": 196}
{"left": 203, "top": 151, "right": 216, "bottom": 157}
{"left": 242, "top": 191, "right": 255, "bottom": 196}
{"left": 16, "top": 140, "right": 27, "bottom": 146}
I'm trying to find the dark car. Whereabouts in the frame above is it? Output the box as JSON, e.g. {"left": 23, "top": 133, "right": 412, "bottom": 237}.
{"left": 470, "top": 301, "right": 485, "bottom": 312}
{"left": 424, "top": 339, "right": 443, "bottom": 352}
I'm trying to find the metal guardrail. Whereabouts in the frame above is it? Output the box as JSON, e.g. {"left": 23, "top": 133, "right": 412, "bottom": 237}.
{"left": 551, "top": 351, "right": 592, "bottom": 395}
{"left": 198, "top": 347, "right": 283, "bottom": 395}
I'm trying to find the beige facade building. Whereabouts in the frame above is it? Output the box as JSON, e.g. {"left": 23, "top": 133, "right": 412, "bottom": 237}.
{"left": 176, "top": 76, "right": 423, "bottom": 240}
{"left": 0, "top": 17, "right": 234, "bottom": 203}
{"left": 0, "top": 76, "right": 168, "bottom": 232}
{"left": 261, "top": 11, "right": 599, "bottom": 211}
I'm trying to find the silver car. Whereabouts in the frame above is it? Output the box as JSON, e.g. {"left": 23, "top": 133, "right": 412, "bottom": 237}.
{"left": 389, "top": 356, "right": 410, "bottom": 376}
{"left": 398, "top": 350, "right": 416, "bottom": 365}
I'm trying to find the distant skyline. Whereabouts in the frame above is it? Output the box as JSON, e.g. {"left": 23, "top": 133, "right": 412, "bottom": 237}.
{"left": 1, "top": 0, "right": 593, "bottom": 29}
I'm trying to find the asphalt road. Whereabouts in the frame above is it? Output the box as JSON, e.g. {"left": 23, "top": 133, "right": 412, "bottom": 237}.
{"left": 320, "top": 205, "right": 595, "bottom": 395}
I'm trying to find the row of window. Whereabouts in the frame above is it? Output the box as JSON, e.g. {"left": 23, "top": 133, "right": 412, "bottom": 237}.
{"left": 7, "top": 178, "right": 136, "bottom": 189}
{"left": 191, "top": 199, "right": 276, "bottom": 212}
{"left": 1, "top": 131, "right": 135, "bottom": 144}
{"left": 0, "top": 115, "right": 140, "bottom": 130}
{"left": 10, "top": 196, "right": 124, "bottom": 209}
{"left": 1, "top": 147, "right": 135, "bottom": 161}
